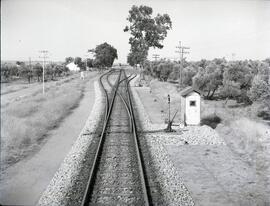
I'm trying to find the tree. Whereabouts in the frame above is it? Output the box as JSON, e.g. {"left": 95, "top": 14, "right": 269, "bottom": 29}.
{"left": 33, "top": 63, "right": 43, "bottom": 82}
{"left": 127, "top": 50, "right": 147, "bottom": 67}
{"left": 16, "top": 61, "right": 25, "bottom": 67}
{"left": 1, "top": 63, "right": 19, "bottom": 82}
{"left": 220, "top": 80, "right": 241, "bottom": 99}
{"left": 248, "top": 75, "right": 269, "bottom": 102}
{"left": 196, "top": 59, "right": 209, "bottom": 69}
{"left": 19, "top": 65, "right": 33, "bottom": 83}
{"left": 86, "top": 58, "right": 93, "bottom": 68}
{"left": 221, "top": 61, "right": 253, "bottom": 102}
{"left": 248, "top": 75, "right": 270, "bottom": 119}
{"left": 124, "top": 5, "right": 172, "bottom": 67}
{"left": 257, "top": 62, "right": 270, "bottom": 83}
{"left": 158, "top": 61, "right": 173, "bottom": 81}
{"left": 182, "top": 64, "right": 198, "bottom": 86}
{"left": 193, "top": 62, "right": 223, "bottom": 99}
{"left": 45, "top": 64, "right": 57, "bottom": 80}
{"left": 93, "top": 42, "right": 118, "bottom": 68}
{"left": 1, "top": 64, "right": 11, "bottom": 82}
{"left": 54, "top": 64, "right": 64, "bottom": 77}
{"left": 74, "top": 57, "right": 85, "bottom": 70}
{"left": 65, "top": 57, "right": 74, "bottom": 65}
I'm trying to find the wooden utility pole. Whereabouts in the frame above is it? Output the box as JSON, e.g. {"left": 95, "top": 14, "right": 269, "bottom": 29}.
{"left": 152, "top": 54, "right": 160, "bottom": 62}
{"left": 29, "top": 57, "right": 32, "bottom": 69}
{"left": 39, "top": 50, "right": 49, "bottom": 94}
{"left": 175, "top": 41, "right": 190, "bottom": 88}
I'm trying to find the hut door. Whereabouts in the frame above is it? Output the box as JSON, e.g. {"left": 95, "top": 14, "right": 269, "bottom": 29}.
{"left": 186, "top": 99, "right": 200, "bottom": 125}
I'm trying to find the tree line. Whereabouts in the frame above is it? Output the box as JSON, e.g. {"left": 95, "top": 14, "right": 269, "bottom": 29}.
{"left": 1, "top": 42, "right": 118, "bottom": 83}
{"left": 1, "top": 61, "right": 70, "bottom": 83}
{"left": 143, "top": 58, "right": 270, "bottom": 119}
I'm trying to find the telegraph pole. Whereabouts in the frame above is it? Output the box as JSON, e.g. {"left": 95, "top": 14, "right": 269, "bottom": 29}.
{"left": 231, "top": 53, "right": 236, "bottom": 61}
{"left": 175, "top": 41, "right": 190, "bottom": 88}
{"left": 88, "top": 49, "right": 95, "bottom": 71}
{"left": 152, "top": 54, "right": 160, "bottom": 62}
{"left": 39, "top": 50, "right": 49, "bottom": 94}
{"left": 29, "top": 57, "right": 32, "bottom": 68}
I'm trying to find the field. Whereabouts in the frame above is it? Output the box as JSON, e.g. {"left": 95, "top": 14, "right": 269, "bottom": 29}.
{"left": 0, "top": 72, "right": 98, "bottom": 172}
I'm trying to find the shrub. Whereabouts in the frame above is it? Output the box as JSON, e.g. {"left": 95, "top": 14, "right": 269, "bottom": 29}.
{"left": 201, "top": 113, "right": 222, "bottom": 129}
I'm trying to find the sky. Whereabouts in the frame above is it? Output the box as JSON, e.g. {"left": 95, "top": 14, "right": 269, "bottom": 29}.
{"left": 1, "top": 0, "right": 270, "bottom": 63}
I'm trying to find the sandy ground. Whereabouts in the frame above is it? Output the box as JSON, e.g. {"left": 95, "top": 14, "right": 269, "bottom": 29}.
{"left": 0, "top": 74, "right": 99, "bottom": 205}
{"left": 135, "top": 85, "right": 270, "bottom": 206}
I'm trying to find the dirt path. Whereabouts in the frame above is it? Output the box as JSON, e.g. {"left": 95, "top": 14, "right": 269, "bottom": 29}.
{"left": 0, "top": 75, "right": 100, "bottom": 205}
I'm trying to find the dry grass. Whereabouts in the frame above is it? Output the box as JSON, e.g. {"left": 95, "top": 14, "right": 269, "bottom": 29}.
{"left": 217, "top": 118, "right": 269, "bottom": 162}
{"left": 1, "top": 73, "right": 95, "bottom": 171}
{"left": 217, "top": 118, "right": 270, "bottom": 203}
{"left": 1, "top": 84, "right": 28, "bottom": 95}
{"left": 149, "top": 79, "right": 182, "bottom": 122}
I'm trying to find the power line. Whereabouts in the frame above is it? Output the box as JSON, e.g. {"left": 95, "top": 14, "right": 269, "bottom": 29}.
{"left": 39, "top": 50, "right": 49, "bottom": 95}
{"left": 175, "top": 41, "right": 190, "bottom": 88}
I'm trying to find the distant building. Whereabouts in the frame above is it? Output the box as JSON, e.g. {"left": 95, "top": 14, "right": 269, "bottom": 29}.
{"left": 180, "top": 87, "right": 201, "bottom": 125}
{"left": 66, "top": 62, "right": 80, "bottom": 71}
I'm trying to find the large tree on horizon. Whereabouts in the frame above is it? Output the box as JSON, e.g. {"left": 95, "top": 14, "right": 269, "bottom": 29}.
{"left": 93, "top": 42, "right": 118, "bottom": 68}
{"left": 124, "top": 5, "right": 172, "bottom": 67}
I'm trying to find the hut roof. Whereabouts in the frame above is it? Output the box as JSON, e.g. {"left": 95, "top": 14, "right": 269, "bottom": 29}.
{"left": 180, "top": 86, "right": 201, "bottom": 97}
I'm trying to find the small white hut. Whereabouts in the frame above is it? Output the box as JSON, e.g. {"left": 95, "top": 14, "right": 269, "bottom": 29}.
{"left": 66, "top": 62, "right": 80, "bottom": 72}
{"left": 180, "top": 87, "right": 201, "bottom": 125}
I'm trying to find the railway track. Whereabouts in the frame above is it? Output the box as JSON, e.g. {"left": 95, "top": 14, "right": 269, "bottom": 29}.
{"left": 81, "top": 69, "right": 151, "bottom": 205}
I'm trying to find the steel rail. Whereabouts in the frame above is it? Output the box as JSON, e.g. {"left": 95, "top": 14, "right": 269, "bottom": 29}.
{"left": 81, "top": 69, "right": 151, "bottom": 206}
{"left": 106, "top": 72, "right": 134, "bottom": 131}
{"left": 113, "top": 71, "right": 151, "bottom": 206}
{"left": 124, "top": 71, "right": 152, "bottom": 205}
{"left": 99, "top": 70, "right": 112, "bottom": 121}
{"left": 81, "top": 70, "right": 122, "bottom": 206}
{"left": 111, "top": 71, "right": 151, "bottom": 205}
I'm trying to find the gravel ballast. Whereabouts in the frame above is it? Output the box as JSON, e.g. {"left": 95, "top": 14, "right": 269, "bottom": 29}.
{"left": 130, "top": 76, "right": 196, "bottom": 206}
{"left": 38, "top": 80, "right": 104, "bottom": 206}
{"left": 38, "top": 74, "right": 225, "bottom": 206}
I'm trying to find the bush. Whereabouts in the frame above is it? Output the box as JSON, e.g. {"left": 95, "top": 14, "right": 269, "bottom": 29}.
{"left": 201, "top": 113, "right": 222, "bottom": 129}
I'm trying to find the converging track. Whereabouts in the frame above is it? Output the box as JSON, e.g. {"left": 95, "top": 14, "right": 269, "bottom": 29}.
{"left": 81, "top": 69, "right": 151, "bottom": 205}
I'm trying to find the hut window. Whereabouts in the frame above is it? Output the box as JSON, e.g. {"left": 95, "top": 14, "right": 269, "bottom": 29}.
{"left": 190, "top": 101, "right": 196, "bottom": 106}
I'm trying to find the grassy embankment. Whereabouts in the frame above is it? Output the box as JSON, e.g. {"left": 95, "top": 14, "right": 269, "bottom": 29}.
{"left": 1, "top": 72, "right": 97, "bottom": 171}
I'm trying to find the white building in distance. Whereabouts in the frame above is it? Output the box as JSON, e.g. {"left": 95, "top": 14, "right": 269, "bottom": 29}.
{"left": 66, "top": 62, "right": 80, "bottom": 71}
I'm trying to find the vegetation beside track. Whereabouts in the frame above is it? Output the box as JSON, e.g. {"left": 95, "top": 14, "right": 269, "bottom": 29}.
{"left": 1, "top": 72, "right": 97, "bottom": 171}
{"left": 142, "top": 58, "right": 270, "bottom": 120}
